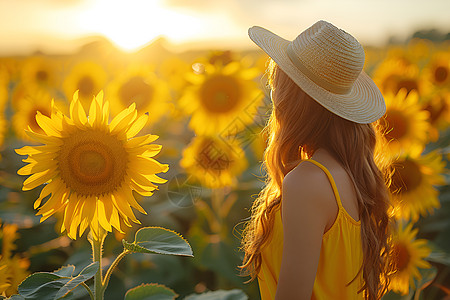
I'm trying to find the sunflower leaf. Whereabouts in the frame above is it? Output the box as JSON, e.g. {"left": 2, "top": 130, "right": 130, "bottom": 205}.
{"left": 124, "top": 283, "right": 178, "bottom": 300}
{"left": 122, "top": 226, "right": 193, "bottom": 257}
{"left": 185, "top": 289, "right": 248, "bottom": 300}
{"left": 17, "top": 262, "right": 98, "bottom": 300}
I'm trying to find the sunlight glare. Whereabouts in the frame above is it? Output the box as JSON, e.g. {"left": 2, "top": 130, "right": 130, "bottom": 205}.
{"left": 77, "top": 0, "right": 203, "bottom": 52}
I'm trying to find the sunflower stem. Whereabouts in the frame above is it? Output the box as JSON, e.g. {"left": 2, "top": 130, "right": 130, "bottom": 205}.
{"left": 89, "top": 230, "right": 107, "bottom": 300}
{"left": 80, "top": 281, "right": 94, "bottom": 300}
{"left": 102, "top": 249, "right": 131, "bottom": 294}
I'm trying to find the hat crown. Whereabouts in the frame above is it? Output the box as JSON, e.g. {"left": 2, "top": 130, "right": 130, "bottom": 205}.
{"left": 290, "top": 20, "right": 365, "bottom": 94}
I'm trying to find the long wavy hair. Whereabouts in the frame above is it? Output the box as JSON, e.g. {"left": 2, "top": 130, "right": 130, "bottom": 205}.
{"left": 240, "top": 61, "right": 394, "bottom": 300}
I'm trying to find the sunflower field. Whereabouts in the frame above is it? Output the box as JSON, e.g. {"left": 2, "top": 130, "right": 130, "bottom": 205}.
{"left": 0, "top": 36, "right": 449, "bottom": 300}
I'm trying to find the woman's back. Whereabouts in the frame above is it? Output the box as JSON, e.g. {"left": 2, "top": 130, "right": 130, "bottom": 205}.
{"left": 258, "top": 155, "right": 365, "bottom": 299}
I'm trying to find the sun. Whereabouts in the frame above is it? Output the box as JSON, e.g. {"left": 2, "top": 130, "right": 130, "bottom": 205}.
{"left": 76, "top": 0, "right": 203, "bottom": 52}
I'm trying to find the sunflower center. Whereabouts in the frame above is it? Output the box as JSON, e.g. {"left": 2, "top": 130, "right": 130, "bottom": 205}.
{"left": 200, "top": 75, "right": 241, "bottom": 113}
{"left": 384, "top": 110, "right": 409, "bottom": 141}
{"left": 35, "top": 70, "right": 49, "bottom": 83}
{"left": 119, "top": 76, "right": 154, "bottom": 109}
{"left": 58, "top": 130, "right": 128, "bottom": 196}
{"left": 434, "top": 66, "right": 448, "bottom": 83}
{"left": 393, "top": 242, "right": 410, "bottom": 272}
{"left": 78, "top": 76, "right": 95, "bottom": 98}
{"left": 196, "top": 139, "right": 232, "bottom": 174}
{"left": 390, "top": 159, "right": 422, "bottom": 194}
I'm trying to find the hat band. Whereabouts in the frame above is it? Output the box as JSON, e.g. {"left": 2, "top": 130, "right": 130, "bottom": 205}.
{"left": 286, "top": 43, "right": 351, "bottom": 95}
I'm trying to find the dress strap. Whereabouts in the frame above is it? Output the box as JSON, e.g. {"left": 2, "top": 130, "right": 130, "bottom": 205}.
{"left": 303, "top": 159, "right": 343, "bottom": 210}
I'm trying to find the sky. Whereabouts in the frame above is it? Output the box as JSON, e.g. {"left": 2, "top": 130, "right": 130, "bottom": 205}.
{"left": 0, "top": 0, "right": 449, "bottom": 55}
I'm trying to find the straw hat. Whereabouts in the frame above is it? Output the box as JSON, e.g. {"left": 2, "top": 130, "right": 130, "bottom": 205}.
{"left": 248, "top": 20, "right": 385, "bottom": 124}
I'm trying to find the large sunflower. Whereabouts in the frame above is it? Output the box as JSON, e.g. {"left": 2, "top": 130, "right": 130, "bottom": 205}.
{"left": 388, "top": 222, "right": 432, "bottom": 295}
{"left": 180, "top": 136, "right": 247, "bottom": 189}
{"left": 389, "top": 151, "right": 446, "bottom": 221}
{"left": 15, "top": 91, "right": 168, "bottom": 240}
{"left": 179, "top": 61, "right": 261, "bottom": 136}
{"left": 63, "top": 61, "right": 107, "bottom": 111}
{"left": 12, "top": 88, "right": 67, "bottom": 142}
{"left": 107, "top": 64, "right": 171, "bottom": 123}
{"left": 380, "top": 89, "right": 430, "bottom": 156}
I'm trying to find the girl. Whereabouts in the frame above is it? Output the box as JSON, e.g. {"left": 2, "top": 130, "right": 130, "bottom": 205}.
{"left": 241, "top": 21, "right": 394, "bottom": 300}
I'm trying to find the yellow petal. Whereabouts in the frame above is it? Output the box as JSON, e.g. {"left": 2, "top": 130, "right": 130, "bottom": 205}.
{"left": 126, "top": 134, "right": 159, "bottom": 148}
{"left": 35, "top": 112, "right": 61, "bottom": 137}
{"left": 97, "top": 199, "right": 112, "bottom": 232}
{"left": 102, "top": 100, "right": 110, "bottom": 125}
{"left": 128, "top": 170, "right": 159, "bottom": 189}
{"left": 128, "top": 144, "right": 162, "bottom": 157}
{"left": 110, "top": 106, "right": 137, "bottom": 135}
{"left": 120, "top": 187, "right": 147, "bottom": 215}
{"left": 126, "top": 113, "right": 149, "bottom": 139}
{"left": 22, "top": 168, "right": 56, "bottom": 191}
{"left": 111, "top": 191, "right": 140, "bottom": 224}
{"left": 71, "top": 97, "right": 87, "bottom": 128}
{"left": 62, "top": 193, "right": 78, "bottom": 234}
{"left": 130, "top": 156, "right": 169, "bottom": 174}
{"left": 18, "top": 160, "right": 57, "bottom": 176}
{"left": 25, "top": 129, "right": 63, "bottom": 146}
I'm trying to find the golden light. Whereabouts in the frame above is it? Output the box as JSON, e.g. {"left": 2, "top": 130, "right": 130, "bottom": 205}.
{"left": 76, "top": 0, "right": 204, "bottom": 52}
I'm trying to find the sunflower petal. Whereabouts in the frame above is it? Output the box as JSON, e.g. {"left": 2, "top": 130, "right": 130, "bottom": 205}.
{"left": 110, "top": 106, "right": 137, "bottom": 135}
{"left": 97, "top": 198, "right": 112, "bottom": 232}
{"left": 25, "top": 129, "right": 63, "bottom": 146}
{"left": 22, "top": 168, "right": 56, "bottom": 191}
{"left": 120, "top": 187, "right": 147, "bottom": 215}
{"left": 111, "top": 191, "right": 140, "bottom": 224}
{"left": 131, "top": 156, "right": 169, "bottom": 174}
{"left": 126, "top": 113, "right": 149, "bottom": 139}
{"left": 126, "top": 134, "right": 159, "bottom": 148}
{"left": 35, "top": 112, "right": 61, "bottom": 137}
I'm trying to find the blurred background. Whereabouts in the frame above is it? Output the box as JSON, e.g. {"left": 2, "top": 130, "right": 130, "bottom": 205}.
{"left": 0, "top": 0, "right": 449, "bottom": 299}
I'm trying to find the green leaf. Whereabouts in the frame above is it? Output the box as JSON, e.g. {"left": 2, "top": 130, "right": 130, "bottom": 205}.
{"left": 185, "top": 289, "right": 248, "bottom": 300}
{"left": 17, "top": 262, "right": 98, "bottom": 300}
{"left": 6, "top": 296, "right": 26, "bottom": 300}
{"left": 55, "top": 262, "right": 98, "bottom": 299}
{"left": 413, "top": 266, "right": 438, "bottom": 300}
{"left": 18, "top": 272, "right": 70, "bottom": 299}
{"left": 124, "top": 283, "right": 178, "bottom": 300}
{"left": 122, "top": 227, "right": 193, "bottom": 257}
{"left": 53, "top": 265, "right": 75, "bottom": 277}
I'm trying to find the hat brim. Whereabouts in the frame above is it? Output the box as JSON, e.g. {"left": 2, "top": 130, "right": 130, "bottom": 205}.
{"left": 248, "top": 26, "right": 386, "bottom": 124}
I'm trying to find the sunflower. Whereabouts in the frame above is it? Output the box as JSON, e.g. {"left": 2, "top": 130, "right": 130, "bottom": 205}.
{"left": 180, "top": 136, "right": 247, "bottom": 189}
{"left": 388, "top": 222, "right": 432, "bottom": 295}
{"left": 422, "top": 51, "right": 450, "bottom": 92}
{"left": 158, "top": 55, "right": 191, "bottom": 93}
{"left": 0, "top": 222, "right": 30, "bottom": 297}
{"left": 12, "top": 88, "right": 67, "bottom": 142}
{"left": 421, "top": 91, "right": 450, "bottom": 141}
{"left": 107, "top": 64, "right": 171, "bottom": 124}
{"left": 63, "top": 61, "right": 108, "bottom": 111}
{"left": 373, "top": 57, "right": 425, "bottom": 97}
{"left": 15, "top": 91, "right": 169, "bottom": 240}
{"left": 20, "top": 55, "right": 60, "bottom": 90}
{"left": 380, "top": 89, "right": 430, "bottom": 156}
{"left": 179, "top": 61, "right": 262, "bottom": 136}
{"left": 389, "top": 151, "right": 446, "bottom": 221}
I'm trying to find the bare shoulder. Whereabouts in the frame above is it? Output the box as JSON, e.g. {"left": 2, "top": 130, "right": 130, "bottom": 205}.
{"left": 282, "top": 161, "right": 337, "bottom": 227}
{"left": 283, "top": 161, "right": 331, "bottom": 202}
